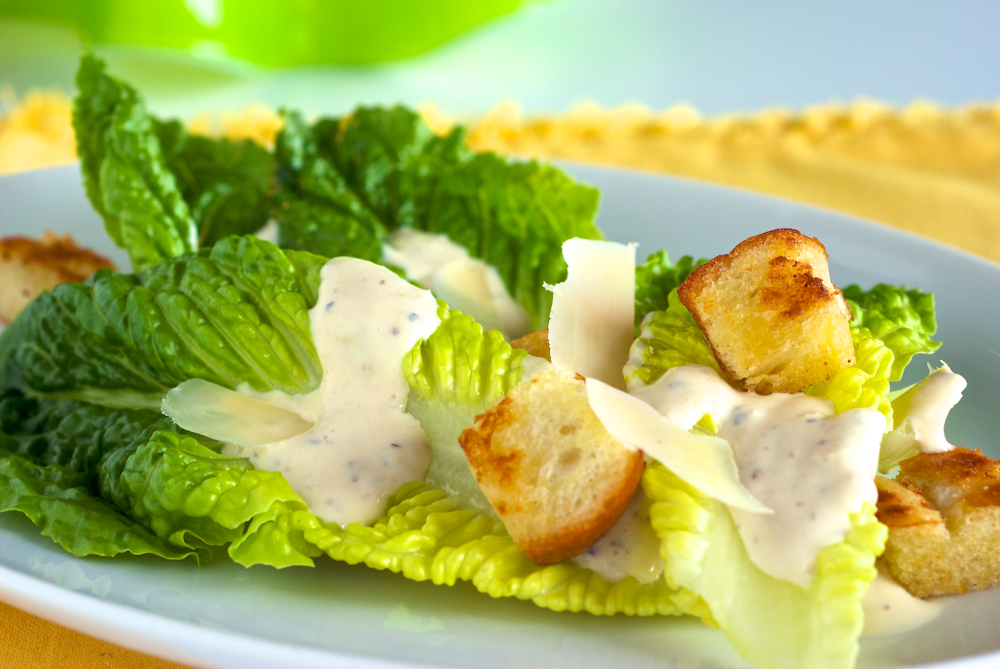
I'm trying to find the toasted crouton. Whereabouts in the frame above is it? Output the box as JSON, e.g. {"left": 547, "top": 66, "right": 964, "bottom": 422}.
{"left": 677, "top": 228, "right": 854, "bottom": 394}
{"left": 0, "top": 232, "right": 115, "bottom": 323}
{"left": 458, "top": 367, "right": 644, "bottom": 565}
{"left": 877, "top": 448, "right": 1000, "bottom": 597}
{"left": 511, "top": 329, "right": 551, "bottom": 361}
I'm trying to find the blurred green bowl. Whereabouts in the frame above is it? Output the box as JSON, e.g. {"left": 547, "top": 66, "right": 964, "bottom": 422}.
{"left": 0, "top": 0, "right": 529, "bottom": 66}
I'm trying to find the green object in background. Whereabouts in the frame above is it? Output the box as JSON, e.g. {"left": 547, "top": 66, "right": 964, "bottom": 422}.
{"left": 0, "top": 0, "right": 527, "bottom": 66}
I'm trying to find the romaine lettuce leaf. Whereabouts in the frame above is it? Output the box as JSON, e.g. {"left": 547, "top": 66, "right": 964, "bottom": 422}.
{"left": 305, "top": 480, "right": 694, "bottom": 617}
{"left": 843, "top": 284, "right": 940, "bottom": 381}
{"left": 634, "top": 251, "right": 706, "bottom": 326}
{"left": 625, "top": 300, "right": 893, "bottom": 668}
{"left": 73, "top": 54, "right": 274, "bottom": 268}
{"left": 0, "top": 453, "right": 197, "bottom": 562}
{"left": 644, "top": 463, "right": 884, "bottom": 669}
{"left": 0, "top": 384, "right": 320, "bottom": 567}
{"left": 274, "top": 111, "right": 386, "bottom": 262}
{"left": 0, "top": 237, "right": 328, "bottom": 566}
{"left": 403, "top": 306, "right": 527, "bottom": 513}
{"left": 121, "top": 431, "right": 323, "bottom": 567}
{"left": 290, "top": 309, "right": 693, "bottom": 615}
{"left": 73, "top": 53, "right": 198, "bottom": 270}
{"left": 805, "top": 335, "right": 895, "bottom": 426}
{"left": 624, "top": 290, "right": 720, "bottom": 387}
{"left": 274, "top": 107, "right": 602, "bottom": 329}
{"left": 0, "top": 236, "right": 325, "bottom": 404}
{"left": 0, "top": 388, "right": 176, "bottom": 491}
{"left": 153, "top": 118, "right": 274, "bottom": 246}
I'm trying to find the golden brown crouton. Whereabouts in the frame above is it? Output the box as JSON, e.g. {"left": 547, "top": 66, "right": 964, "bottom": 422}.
{"left": 677, "top": 228, "right": 854, "bottom": 394}
{"left": 511, "top": 329, "right": 551, "bottom": 361}
{"left": 458, "top": 367, "right": 644, "bottom": 565}
{"left": 877, "top": 448, "right": 1000, "bottom": 597}
{"left": 0, "top": 232, "right": 115, "bottom": 323}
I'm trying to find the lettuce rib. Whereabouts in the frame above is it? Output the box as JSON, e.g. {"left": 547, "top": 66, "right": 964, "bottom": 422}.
{"left": 645, "top": 463, "right": 885, "bottom": 669}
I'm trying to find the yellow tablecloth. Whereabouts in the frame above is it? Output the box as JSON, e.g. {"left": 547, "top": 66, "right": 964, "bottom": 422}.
{"left": 2, "top": 93, "right": 1000, "bottom": 669}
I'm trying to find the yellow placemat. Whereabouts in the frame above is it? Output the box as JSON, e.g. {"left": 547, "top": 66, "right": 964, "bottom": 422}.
{"left": 3, "top": 92, "right": 1000, "bottom": 669}
{"left": 462, "top": 100, "right": 1000, "bottom": 264}
{"left": 0, "top": 601, "right": 188, "bottom": 669}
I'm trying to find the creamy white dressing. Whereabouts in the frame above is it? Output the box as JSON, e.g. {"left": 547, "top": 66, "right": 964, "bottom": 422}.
{"left": 573, "top": 487, "right": 664, "bottom": 584}
{"left": 630, "top": 365, "right": 885, "bottom": 585}
{"left": 861, "top": 564, "right": 945, "bottom": 636}
{"left": 235, "top": 258, "right": 441, "bottom": 527}
{"left": 894, "top": 365, "right": 966, "bottom": 454}
{"left": 382, "top": 228, "right": 531, "bottom": 340}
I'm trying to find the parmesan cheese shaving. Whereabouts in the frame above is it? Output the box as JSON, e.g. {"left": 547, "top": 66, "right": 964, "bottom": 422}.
{"left": 586, "top": 378, "right": 771, "bottom": 514}
{"left": 162, "top": 378, "right": 314, "bottom": 448}
{"left": 546, "top": 239, "right": 636, "bottom": 390}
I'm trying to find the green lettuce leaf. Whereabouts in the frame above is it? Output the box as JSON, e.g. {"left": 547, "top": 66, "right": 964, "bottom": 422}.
{"left": 0, "top": 454, "right": 198, "bottom": 562}
{"left": 273, "top": 111, "right": 386, "bottom": 262}
{"left": 805, "top": 335, "right": 895, "bottom": 426}
{"left": 645, "top": 463, "right": 885, "bottom": 669}
{"left": 0, "top": 388, "right": 176, "bottom": 489}
{"left": 73, "top": 54, "right": 275, "bottom": 268}
{"left": 403, "top": 306, "right": 528, "bottom": 513}
{"left": 121, "top": 431, "right": 322, "bottom": 568}
{"left": 0, "top": 236, "right": 325, "bottom": 405}
{"left": 0, "top": 236, "right": 328, "bottom": 566}
{"left": 153, "top": 118, "right": 274, "bottom": 246}
{"left": 274, "top": 107, "right": 602, "bottom": 328}
{"left": 304, "top": 480, "right": 696, "bottom": 617}
{"left": 843, "top": 284, "right": 940, "bottom": 381}
{"left": 624, "top": 290, "right": 720, "bottom": 387}
{"left": 73, "top": 53, "right": 198, "bottom": 270}
{"left": 634, "top": 251, "right": 706, "bottom": 326}
{"left": 314, "top": 106, "right": 470, "bottom": 230}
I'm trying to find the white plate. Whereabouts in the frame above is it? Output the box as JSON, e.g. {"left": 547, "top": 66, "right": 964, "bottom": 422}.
{"left": 1, "top": 164, "right": 1000, "bottom": 669}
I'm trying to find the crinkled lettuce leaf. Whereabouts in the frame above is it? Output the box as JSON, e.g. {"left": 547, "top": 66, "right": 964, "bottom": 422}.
{"left": 121, "top": 431, "right": 322, "bottom": 567}
{"left": 0, "top": 236, "right": 325, "bottom": 404}
{"left": 634, "top": 251, "right": 706, "bottom": 327}
{"left": 0, "top": 454, "right": 198, "bottom": 561}
{"left": 73, "top": 53, "right": 198, "bottom": 270}
{"left": 624, "top": 290, "right": 720, "bottom": 386}
{"left": 330, "top": 310, "right": 697, "bottom": 616}
{"left": 153, "top": 118, "right": 274, "bottom": 247}
{"left": 274, "top": 107, "right": 602, "bottom": 328}
{"left": 805, "top": 335, "right": 895, "bottom": 426}
{"left": 645, "top": 463, "right": 885, "bottom": 669}
{"left": 403, "top": 305, "right": 527, "bottom": 513}
{"left": 305, "top": 480, "right": 695, "bottom": 617}
{"left": 0, "top": 388, "right": 176, "bottom": 492}
{"left": 73, "top": 54, "right": 273, "bottom": 269}
{"left": 844, "top": 284, "right": 940, "bottom": 381}
{"left": 0, "top": 237, "right": 327, "bottom": 566}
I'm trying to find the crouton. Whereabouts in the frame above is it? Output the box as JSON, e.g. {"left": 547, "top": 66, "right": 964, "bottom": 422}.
{"left": 677, "top": 228, "right": 854, "bottom": 394}
{"left": 0, "top": 232, "right": 115, "bottom": 323}
{"left": 877, "top": 448, "right": 1000, "bottom": 597}
{"left": 511, "top": 329, "right": 551, "bottom": 361}
{"left": 458, "top": 367, "right": 644, "bottom": 565}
